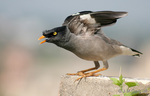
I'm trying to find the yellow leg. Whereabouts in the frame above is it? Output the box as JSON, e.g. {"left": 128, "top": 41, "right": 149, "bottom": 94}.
{"left": 75, "top": 61, "right": 108, "bottom": 81}
{"left": 67, "top": 61, "right": 100, "bottom": 76}
{"left": 75, "top": 68, "right": 107, "bottom": 81}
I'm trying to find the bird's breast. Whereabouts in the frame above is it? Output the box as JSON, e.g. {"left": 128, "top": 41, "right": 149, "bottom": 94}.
{"left": 63, "top": 35, "right": 119, "bottom": 61}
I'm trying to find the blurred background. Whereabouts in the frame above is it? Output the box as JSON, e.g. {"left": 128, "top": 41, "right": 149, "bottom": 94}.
{"left": 0, "top": 0, "right": 150, "bottom": 96}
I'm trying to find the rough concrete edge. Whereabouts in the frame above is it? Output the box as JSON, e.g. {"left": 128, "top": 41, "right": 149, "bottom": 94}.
{"left": 59, "top": 75, "right": 150, "bottom": 96}
{"left": 60, "top": 75, "right": 150, "bottom": 83}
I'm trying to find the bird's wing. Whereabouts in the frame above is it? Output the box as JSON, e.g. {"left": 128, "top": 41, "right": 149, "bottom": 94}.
{"left": 63, "top": 11, "right": 128, "bottom": 35}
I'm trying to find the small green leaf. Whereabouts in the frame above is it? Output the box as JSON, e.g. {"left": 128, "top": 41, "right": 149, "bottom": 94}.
{"left": 130, "top": 91, "right": 141, "bottom": 95}
{"left": 119, "top": 74, "right": 124, "bottom": 85}
{"left": 119, "top": 74, "right": 123, "bottom": 82}
{"left": 125, "top": 82, "right": 139, "bottom": 88}
{"left": 113, "top": 95, "right": 120, "bottom": 96}
{"left": 124, "top": 91, "right": 141, "bottom": 96}
{"left": 110, "top": 78, "right": 121, "bottom": 86}
{"left": 124, "top": 92, "right": 132, "bottom": 96}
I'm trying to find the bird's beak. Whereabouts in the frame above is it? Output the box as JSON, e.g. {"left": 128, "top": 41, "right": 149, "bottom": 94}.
{"left": 38, "top": 35, "right": 46, "bottom": 44}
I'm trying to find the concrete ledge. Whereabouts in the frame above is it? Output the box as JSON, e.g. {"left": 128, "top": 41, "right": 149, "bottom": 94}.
{"left": 59, "top": 75, "right": 150, "bottom": 96}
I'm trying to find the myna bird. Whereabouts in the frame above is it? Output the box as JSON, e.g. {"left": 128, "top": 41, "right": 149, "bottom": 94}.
{"left": 38, "top": 11, "right": 142, "bottom": 81}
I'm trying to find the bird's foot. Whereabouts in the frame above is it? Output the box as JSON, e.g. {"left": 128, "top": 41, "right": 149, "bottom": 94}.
{"left": 67, "top": 71, "right": 85, "bottom": 76}
{"left": 75, "top": 72, "right": 101, "bottom": 81}
{"left": 67, "top": 72, "right": 101, "bottom": 81}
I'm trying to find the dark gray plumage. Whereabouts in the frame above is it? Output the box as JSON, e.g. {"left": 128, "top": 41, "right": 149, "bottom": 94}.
{"left": 39, "top": 11, "right": 142, "bottom": 81}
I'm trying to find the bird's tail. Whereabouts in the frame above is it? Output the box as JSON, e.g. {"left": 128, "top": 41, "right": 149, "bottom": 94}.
{"left": 120, "top": 46, "right": 143, "bottom": 57}
{"left": 130, "top": 48, "right": 143, "bottom": 57}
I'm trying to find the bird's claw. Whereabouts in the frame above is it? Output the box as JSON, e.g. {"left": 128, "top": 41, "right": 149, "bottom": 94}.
{"left": 75, "top": 72, "right": 101, "bottom": 81}
{"left": 67, "top": 71, "right": 85, "bottom": 76}
{"left": 67, "top": 72, "right": 101, "bottom": 81}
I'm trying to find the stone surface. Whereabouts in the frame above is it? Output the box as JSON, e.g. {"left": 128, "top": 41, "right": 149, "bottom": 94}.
{"left": 59, "top": 75, "right": 150, "bottom": 96}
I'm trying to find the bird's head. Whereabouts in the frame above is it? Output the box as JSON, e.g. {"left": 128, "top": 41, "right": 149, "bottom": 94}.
{"left": 38, "top": 26, "right": 67, "bottom": 44}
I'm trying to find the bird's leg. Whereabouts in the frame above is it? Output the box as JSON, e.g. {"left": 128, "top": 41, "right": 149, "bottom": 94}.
{"left": 88, "top": 61, "right": 108, "bottom": 76}
{"left": 67, "top": 61, "right": 100, "bottom": 76}
{"left": 75, "top": 61, "right": 109, "bottom": 81}
{"left": 77, "top": 61, "right": 100, "bottom": 75}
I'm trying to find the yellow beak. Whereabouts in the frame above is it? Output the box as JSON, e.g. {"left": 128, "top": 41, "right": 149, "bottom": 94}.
{"left": 38, "top": 35, "right": 46, "bottom": 44}
{"left": 38, "top": 35, "right": 45, "bottom": 40}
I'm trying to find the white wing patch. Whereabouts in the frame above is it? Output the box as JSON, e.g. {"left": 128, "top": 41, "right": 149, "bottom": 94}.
{"left": 72, "top": 12, "right": 80, "bottom": 16}
{"left": 80, "top": 14, "right": 96, "bottom": 24}
{"left": 80, "top": 14, "right": 91, "bottom": 19}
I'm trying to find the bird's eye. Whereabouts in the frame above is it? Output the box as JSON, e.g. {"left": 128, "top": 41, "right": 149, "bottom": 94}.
{"left": 53, "top": 32, "right": 57, "bottom": 36}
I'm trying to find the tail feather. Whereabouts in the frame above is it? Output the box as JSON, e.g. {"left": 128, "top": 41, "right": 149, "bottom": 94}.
{"left": 120, "top": 46, "right": 143, "bottom": 57}
{"left": 130, "top": 48, "right": 143, "bottom": 57}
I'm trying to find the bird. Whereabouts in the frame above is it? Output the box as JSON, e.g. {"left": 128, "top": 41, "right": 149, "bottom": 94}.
{"left": 38, "top": 11, "right": 142, "bottom": 81}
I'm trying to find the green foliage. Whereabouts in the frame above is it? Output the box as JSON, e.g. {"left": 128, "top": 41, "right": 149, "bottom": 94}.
{"left": 124, "top": 91, "right": 141, "bottom": 96}
{"left": 110, "top": 78, "right": 121, "bottom": 86}
{"left": 113, "top": 95, "right": 120, "bottom": 96}
{"left": 110, "top": 74, "right": 149, "bottom": 96}
{"left": 119, "top": 74, "right": 124, "bottom": 85}
{"left": 110, "top": 74, "right": 124, "bottom": 87}
{"left": 125, "top": 82, "right": 139, "bottom": 88}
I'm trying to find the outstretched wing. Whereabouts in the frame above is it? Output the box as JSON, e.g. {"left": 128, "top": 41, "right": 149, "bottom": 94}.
{"left": 63, "top": 11, "right": 127, "bottom": 35}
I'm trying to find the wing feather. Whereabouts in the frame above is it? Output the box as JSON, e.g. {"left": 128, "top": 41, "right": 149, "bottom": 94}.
{"left": 63, "top": 11, "right": 127, "bottom": 35}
